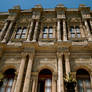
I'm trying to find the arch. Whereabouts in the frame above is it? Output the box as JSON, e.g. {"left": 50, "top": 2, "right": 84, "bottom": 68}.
{"left": 76, "top": 69, "right": 91, "bottom": 92}
{"left": 38, "top": 65, "right": 54, "bottom": 73}
{"left": 74, "top": 65, "right": 91, "bottom": 74}
{"left": 2, "top": 65, "right": 16, "bottom": 73}
{"left": 38, "top": 69, "right": 52, "bottom": 92}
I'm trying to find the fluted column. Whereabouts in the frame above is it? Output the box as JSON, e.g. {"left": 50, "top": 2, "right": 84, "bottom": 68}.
{"left": 2, "top": 20, "right": 14, "bottom": 43}
{"left": 57, "top": 52, "right": 64, "bottom": 92}
{"left": 26, "top": 21, "right": 34, "bottom": 42}
{"left": 84, "top": 20, "right": 92, "bottom": 41}
{"left": 23, "top": 54, "right": 34, "bottom": 92}
{"left": 32, "top": 20, "right": 39, "bottom": 42}
{"left": 11, "top": 76, "right": 17, "bottom": 92}
{"left": 57, "top": 19, "right": 61, "bottom": 41}
{"left": 63, "top": 19, "right": 67, "bottom": 41}
{"left": 14, "top": 53, "right": 26, "bottom": 92}
{"left": 0, "top": 20, "right": 9, "bottom": 41}
{"left": 65, "top": 53, "right": 70, "bottom": 75}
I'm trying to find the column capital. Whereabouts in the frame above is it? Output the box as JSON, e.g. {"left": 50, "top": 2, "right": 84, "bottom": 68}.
{"left": 57, "top": 52, "right": 63, "bottom": 57}
{"left": 64, "top": 52, "right": 70, "bottom": 56}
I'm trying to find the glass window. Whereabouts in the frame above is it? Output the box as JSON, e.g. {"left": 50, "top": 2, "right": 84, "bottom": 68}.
{"left": 43, "top": 34, "right": 47, "bottom": 38}
{"left": 0, "top": 69, "right": 15, "bottom": 92}
{"left": 77, "top": 69, "right": 91, "bottom": 92}
{"left": 43, "top": 27, "right": 48, "bottom": 33}
{"left": 48, "top": 34, "right": 53, "bottom": 38}
{"left": 49, "top": 27, "right": 53, "bottom": 33}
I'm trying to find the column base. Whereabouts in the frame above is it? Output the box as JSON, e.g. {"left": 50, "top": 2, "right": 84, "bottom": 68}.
{"left": 57, "top": 40, "right": 62, "bottom": 42}
{"left": 1, "top": 39, "right": 6, "bottom": 43}
{"left": 31, "top": 40, "right": 36, "bottom": 42}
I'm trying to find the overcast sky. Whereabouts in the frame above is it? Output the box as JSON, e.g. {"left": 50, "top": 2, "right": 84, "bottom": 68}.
{"left": 0, "top": 0, "right": 92, "bottom": 12}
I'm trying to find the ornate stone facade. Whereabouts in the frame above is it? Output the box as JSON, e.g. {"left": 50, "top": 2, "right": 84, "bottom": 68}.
{"left": 0, "top": 4, "right": 92, "bottom": 92}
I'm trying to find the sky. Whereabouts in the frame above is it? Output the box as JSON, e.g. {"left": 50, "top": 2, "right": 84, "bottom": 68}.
{"left": 0, "top": 0, "right": 92, "bottom": 12}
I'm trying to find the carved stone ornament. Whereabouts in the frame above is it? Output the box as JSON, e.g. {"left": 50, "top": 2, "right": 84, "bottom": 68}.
{"left": 41, "top": 18, "right": 56, "bottom": 23}
{"left": 69, "top": 18, "right": 81, "bottom": 23}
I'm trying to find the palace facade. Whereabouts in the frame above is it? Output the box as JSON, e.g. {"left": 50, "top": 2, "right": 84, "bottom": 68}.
{"left": 0, "top": 4, "right": 92, "bottom": 92}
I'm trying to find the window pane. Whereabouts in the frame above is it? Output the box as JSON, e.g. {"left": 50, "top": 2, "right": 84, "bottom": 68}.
{"left": 78, "top": 80, "right": 83, "bottom": 87}
{"left": 76, "top": 27, "right": 80, "bottom": 33}
{"left": 49, "top": 34, "right": 53, "bottom": 38}
{"left": 15, "top": 35, "right": 20, "bottom": 39}
{"left": 45, "top": 79, "right": 51, "bottom": 87}
{"left": 86, "top": 88, "right": 91, "bottom": 92}
{"left": 6, "top": 88, "right": 11, "bottom": 92}
{"left": 0, "top": 87, "right": 4, "bottom": 92}
{"left": 71, "top": 34, "right": 75, "bottom": 38}
{"left": 3, "top": 79, "right": 7, "bottom": 86}
{"left": 85, "top": 80, "right": 90, "bottom": 87}
{"left": 45, "top": 88, "right": 51, "bottom": 92}
{"left": 43, "top": 34, "right": 47, "bottom": 38}
{"left": 70, "top": 27, "right": 74, "bottom": 33}
{"left": 22, "top": 28, "right": 27, "bottom": 33}
{"left": 21, "top": 35, "right": 26, "bottom": 38}
{"left": 17, "top": 29, "right": 22, "bottom": 33}
{"left": 8, "top": 79, "right": 13, "bottom": 86}
{"left": 43, "top": 27, "right": 48, "bottom": 33}
{"left": 77, "top": 33, "right": 80, "bottom": 38}
{"left": 49, "top": 28, "right": 53, "bottom": 33}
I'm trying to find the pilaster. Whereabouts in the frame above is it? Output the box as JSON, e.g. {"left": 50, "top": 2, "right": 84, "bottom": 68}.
{"left": 57, "top": 52, "right": 64, "bottom": 92}
{"left": 57, "top": 19, "right": 61, "bottom": 41}
{"left": 63, "top": 19, "right": 67, "bottom": 41}
{"left": 64, "top": 52, "right": 70, "bottom": 75}
{"left": 22, "top": 53, "right": 34, "bottom": 92}
{"left": 14, "top": 53, "right": 26, "bottom": 92}
{"left": 26, "top": 20, "right": 34, "bottom": 42}
{"left": 32, "top": 20, "right": 39, "bottom": 42}
{"left": 84, "top": 20, "right": 92, "bottom": 41}
{"left": 2, "top": 20, "right": 14, "bottom": 43}
{"left": 0, "top": 20, "right": 9, "bottom": 41}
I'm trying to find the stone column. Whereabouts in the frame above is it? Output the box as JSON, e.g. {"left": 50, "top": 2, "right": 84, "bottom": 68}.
{"left": 11, "top": 77, "right": 17, "bottom": 92}
{"left": 23, "top": 54, "right": 34, "bottom": 92}
{"left": 32, "top": 20, "right": 39, "bottom": 42}
{"left": 0, "top": 20, "right": 9, "bottom": 41}
{"left": 14, "top": 53, "right": 26, "bottom": 92}
{"left": 90, "top": 20, "right": 92, "bottom": 29}
{"left": 26, "top": 20, "right": 34, "bottom": 42}
{"left": 32, "top": 79, "right": 36, "bottom": 92}
{"left": 57, "top": 19, "right": 61, "bottom": 41}
{"left": 80, "top": 24, "right": 85, "bottom": 38}
{"left": 84, "top": 20, "right": 92, "bottom": 41}
{"left": 57, "top": 52, "right": 64, "bottom": 92}
{"left": 63, "top": 19, "right": 67, "bottom": 41}
{"left": 52, "top": 73, "right": 56, "bottom": 92}
{"left": 2, "top": 21, "right": 14, "bottom": 43}
{"left": 90, "top": 72, "right": 92, "bottom": 90}
{"left": 65, "top": 53, "right": 70, "bottom": 75}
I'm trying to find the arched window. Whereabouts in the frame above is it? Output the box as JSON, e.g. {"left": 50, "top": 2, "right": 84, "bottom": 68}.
{"left": 42, "top": 27, "right": 53, "bottom": 39}
{"left": 15, "top": 27, "right": 27, "bottom": 39}
{"left": 38, "top": 69, "right": 52, "bottom": 92}
{"left": 76, "top": 69, "right": 91, "bottom": 92}
{"left": 75, "top": 26, "right": 80, "bottom": 38}
{"left": 0, "top": 69, "right": 15, "bottom": 92}
{"left": 70, "top": 26, "right": 75, "bottom": 38}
